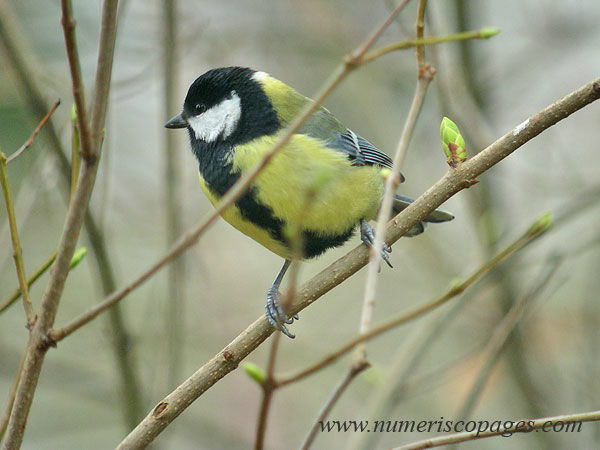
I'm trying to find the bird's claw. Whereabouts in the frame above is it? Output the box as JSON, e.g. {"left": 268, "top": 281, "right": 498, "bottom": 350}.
{"left": 265, "top": 288, "right": 297, "bottom": 339}
{"left": 360, "top": 219, "right": 393, "bottom": 268}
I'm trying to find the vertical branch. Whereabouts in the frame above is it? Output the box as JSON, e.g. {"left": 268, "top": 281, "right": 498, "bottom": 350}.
{"left": 70, "top": 105, "right": 81, "bottom": 200}
{"left": 161, "top": 0, "right": 186, "bottom": 388}
{"left": 357, "top": 0, "right": 433, "bottom": 357}
{"left": 255, "top": 213, "right": 305, "bottom": 447}
{"left": 0, "top": 153, "right": 35, "bottom": 324}
{"left": 1, "top": 1, "right": 120, "bottom": 448}
{"left": 0, "top": 352, "right": 25, "bottom": 441}
{"left": 63, "top": 0, "right": 144, "bottom": 430}
{"left": 60, "top": 0, "right": 92, "bottom": 159}
{"left": 415, "top": 0, "right": 427, "bottom": 69}
{"left": 0, "top": 98, "right": 60, "bottom": 324}
{"left": 254, "top": 333, "right": 282, "bottom": 450}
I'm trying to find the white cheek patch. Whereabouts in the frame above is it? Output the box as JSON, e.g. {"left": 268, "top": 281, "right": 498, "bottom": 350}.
{"left": 187, "top": 91, "right": 242, "bottom": 142}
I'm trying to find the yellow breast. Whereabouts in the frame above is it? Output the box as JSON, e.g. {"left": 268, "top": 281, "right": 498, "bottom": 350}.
{"left": 199, "top": 133, "right": 386, "bottom": 259}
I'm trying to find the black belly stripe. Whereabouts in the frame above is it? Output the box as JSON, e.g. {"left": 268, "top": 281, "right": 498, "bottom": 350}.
{"left": 194, "top": 139, "right": 357, "bottom": 259}
{"left": 236, "top": 185, "right": 286, "bottom": 243}
{"left": 235, "top": 184, "right": 356, "bottom": 258}
{"left": 302, "top": 227, "right": 355, "bottom": 259}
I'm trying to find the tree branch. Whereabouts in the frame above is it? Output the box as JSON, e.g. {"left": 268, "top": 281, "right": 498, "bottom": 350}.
{"left": 253, "top": 333, "right": 281, "bottom": 450}
{"left": 358, "top": 0, "right": 433, "bottom": 357}
{"left": 60, "top": 0, "right": 93, "bottom": 160}
{"left": 0, "top": 253, "right": 56, "bottom": 315}
{"left": 5, "top": 100, "right": 61, "bottom": 164}
{"left": 1, "top": 1, "right": 120, "bottom": 447}
{"left": 0, "top": 152, "right": 35, "bottom": 325}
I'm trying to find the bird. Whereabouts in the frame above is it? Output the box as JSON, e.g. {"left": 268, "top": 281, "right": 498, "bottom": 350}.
{"left": 165, "top": 66, "right": 453, "bottom": 338}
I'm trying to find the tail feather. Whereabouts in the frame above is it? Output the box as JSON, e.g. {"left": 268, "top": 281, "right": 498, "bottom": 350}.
{"left": 391, "top": 194, "right": 454, "bottom": 237}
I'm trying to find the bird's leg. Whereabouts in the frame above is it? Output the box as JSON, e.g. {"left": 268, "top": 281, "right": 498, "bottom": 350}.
{"left": 360, "top": 219, "right": 393, "bottom": 268}
{"left": 265, "top": 259, "right": 298, "bottom": 339}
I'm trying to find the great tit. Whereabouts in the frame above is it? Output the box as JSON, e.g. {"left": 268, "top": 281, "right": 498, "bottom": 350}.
{"left": 165, "top": 66, "right": 453, "bottom": 338}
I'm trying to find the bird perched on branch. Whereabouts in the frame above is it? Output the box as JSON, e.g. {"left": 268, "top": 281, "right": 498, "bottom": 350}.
{"left": 165, "top": 66, "right": 453, "bottom": 338}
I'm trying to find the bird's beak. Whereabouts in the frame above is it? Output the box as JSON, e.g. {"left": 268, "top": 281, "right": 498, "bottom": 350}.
{"left": 164, "top": 113, "right": 187, "bottom": 129}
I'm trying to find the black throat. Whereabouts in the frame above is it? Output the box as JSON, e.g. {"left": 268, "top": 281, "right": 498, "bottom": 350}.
{"left": 185, "top": 67, "right": 281, "bottom": 195}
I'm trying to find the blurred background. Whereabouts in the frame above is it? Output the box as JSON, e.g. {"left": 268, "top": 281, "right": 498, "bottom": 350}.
{"left": 1, "top": 0, "right": 599, "bottom": 448}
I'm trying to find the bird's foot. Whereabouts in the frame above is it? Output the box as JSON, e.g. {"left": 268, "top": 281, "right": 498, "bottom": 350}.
{"left": 265, "top": 287, "right": 298, "bottom": 339}
{"left": 360, "top": 219, "right": 393, "bottom": 268}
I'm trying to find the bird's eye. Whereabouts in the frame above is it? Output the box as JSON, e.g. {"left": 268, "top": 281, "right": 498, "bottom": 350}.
{"left": 195, "top": 103, "right": 206, "bottom": 114}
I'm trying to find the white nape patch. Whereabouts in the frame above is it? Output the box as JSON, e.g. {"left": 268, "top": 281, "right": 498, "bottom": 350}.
{"left": 187, "top": 91, "right": 241, "bottom": 142}
{"left": 513, "top": 118, "right": 529, "bottom": 136}
{"left": 252, "top": 71, "right": 270, "bottom": 83}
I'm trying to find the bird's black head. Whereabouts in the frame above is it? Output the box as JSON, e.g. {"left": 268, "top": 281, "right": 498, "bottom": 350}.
{"left": 165, "top": 67, "right": 280, "bottom": 147}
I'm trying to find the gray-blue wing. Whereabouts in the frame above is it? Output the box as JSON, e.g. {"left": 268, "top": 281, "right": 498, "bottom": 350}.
{"left": 297, "top": 106, "right": 399, "bottom": 176}
{"left": 327, "top": 129, "right": 404, "bottom": 181}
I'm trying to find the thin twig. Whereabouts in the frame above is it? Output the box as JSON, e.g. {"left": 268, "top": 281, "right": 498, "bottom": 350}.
{"left": 0, "top": 249, "right": 87, "bottom": 316}
{"left": 254, "top": 207, "right": 306, "bottom": 448}
{"left": 457, "top": 254, "right": 563, "bottom": 419}
{"left": 415, "top": 0, "right": 428, "bottom": 69}
{"left": 5, "top": 100, "right": 61, "bottom": 164}
{"left": 299, "top": 360, "right": 370, "bottom": 450}
{"left": 358, "top": 76, "right": 431, "bottom": 336}
{"left": 114, "top": 78, "right": 600, "bottom": 449}
{"left": 254, "top": 333, "right": 281, "bottom": 450}
{"left": 0, "top": 351, "right": 25, "bottom": 441}
{"left": 60, "top": 0, "right": 93, "bottom": 160}
{"left": 1, "top": 1, "right": 120, "bottom": 447}
{"left": 0, "top": 153, "right": 35, "bottom": 325}
{"left": 0, "top": 252, "right": 56, "bottom": 315}
{"left": 357, "top": 0, "right": 432, "bottom": 360}
{"left": 277, "top": 213, "right": 550, "bottom": 387}
{"left": 88, "top": 3, "right": 118, "bottom": 158}
{"left": 0, "top": 248, "right": 83, "bottom": 440}
{"left": 70, "top": 105, "right": 81, "bottom": 200}
{"left": 0, "top": 97, "right": 60, "bottom": 323}
{"left": 361, "top": 28, "right": 498, "bottom": 65}
{"left": 394, "top": 410, "right": 600, "bottom": 449}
